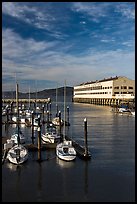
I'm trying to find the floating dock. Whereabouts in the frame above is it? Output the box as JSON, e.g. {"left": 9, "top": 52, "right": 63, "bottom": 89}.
{"left": 65, "top": 135, "right": 91, "bottom": 160}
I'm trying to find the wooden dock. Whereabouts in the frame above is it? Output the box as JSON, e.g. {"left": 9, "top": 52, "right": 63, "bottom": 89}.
{"left": 65, "top": 135, "right": 91, "bottom": 160}
{"left": 2, "top": 98, "right": 50, "bottom": 104}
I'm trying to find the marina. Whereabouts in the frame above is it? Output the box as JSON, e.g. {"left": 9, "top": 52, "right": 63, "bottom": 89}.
{"left": 2, "top": 1, "right": 135, "bottom": 202}
{"left": 2, "top": 101, "right": 135, "bottom": 202}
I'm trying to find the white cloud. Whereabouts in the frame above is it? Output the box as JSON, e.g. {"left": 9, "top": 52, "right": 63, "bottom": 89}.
{"left": 80, "top": 21, "right": 86, "bottom": 24}
{"left": 2, "top": 28, "right": 135, "bottom": 91}
{"left": 115, "top": 3, "right": 135, "bottom": 19}
{"left": 71, "top": 2, "right": 135, "bottom": 23}
{"left": 2, "top": 2, "right": 55, "bottom": 31}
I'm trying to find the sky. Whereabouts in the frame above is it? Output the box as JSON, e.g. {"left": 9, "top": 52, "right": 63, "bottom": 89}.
{"left": 2, "top": 2, "right": 135, "bottom": 92}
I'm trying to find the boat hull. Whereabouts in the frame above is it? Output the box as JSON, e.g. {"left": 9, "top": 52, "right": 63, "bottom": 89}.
{"left": 7, "top": 144, "right": 28, "bottom": 165}
{"left": 56, "top": 141, "right": 76, "bottom": 161}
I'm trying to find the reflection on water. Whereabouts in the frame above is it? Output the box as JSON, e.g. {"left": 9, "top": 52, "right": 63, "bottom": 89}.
{"left": 6, "top": 162, "right": 20, "bottom": 172}
{"left": 2, "top": 102, "right": 135, "bottom": 202}
{"left": 56, "top": 157, "right": 75, "bottom": 169}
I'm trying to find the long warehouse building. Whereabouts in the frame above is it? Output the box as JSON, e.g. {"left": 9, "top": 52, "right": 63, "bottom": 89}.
{"left": 73, "top": 76, "right": 135, "bottom": 106}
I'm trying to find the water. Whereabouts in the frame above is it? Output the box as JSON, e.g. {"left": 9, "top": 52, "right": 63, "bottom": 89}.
{"left": 2, "top": 102, "right": 135, "bottom": 202}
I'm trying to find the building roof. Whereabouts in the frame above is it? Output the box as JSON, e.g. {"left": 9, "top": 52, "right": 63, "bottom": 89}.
{"left": 78, "top": 76, "right": 119, "bottom": 86}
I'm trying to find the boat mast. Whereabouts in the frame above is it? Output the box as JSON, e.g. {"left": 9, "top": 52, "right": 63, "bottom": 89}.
{"left": 56, "top": 83, "right": 58, "bottom": 117}
{"left": 16, "top": 82, "right": 20, "bottom": 146}
{"left": 29, "top": 86, "right": 30, "bottom": 110}
{"left": 35, "top": 80, "right": 37, "bottom": 109}
{"left": 63, "top": 80, "right": 66, "bottom": 140}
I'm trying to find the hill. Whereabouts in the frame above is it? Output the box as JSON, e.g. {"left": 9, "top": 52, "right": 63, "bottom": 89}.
{"left": 3, "top": 86, "right": 74, "bottom": 102}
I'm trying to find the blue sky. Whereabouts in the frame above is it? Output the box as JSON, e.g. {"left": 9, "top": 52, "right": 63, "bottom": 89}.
{"left": 2, "top": 2, "right": 135, "bottom": 92}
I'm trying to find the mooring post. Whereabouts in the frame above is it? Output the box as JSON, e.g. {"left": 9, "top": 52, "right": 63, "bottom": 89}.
{"left": 46, "top": 102, "right": 49, "bottom": 112}
{"left": 34, "top": 101, "right": 36, "bottom": 113}
{"left": 84, "top": 118, "right": 88, "bottom": 156}
{"left": 67, "top": 106, "right": 69, "bottom": 124}
{"left": 6, "top": 108, "right": 9, "bottom": 123}
{"left": 42, "top": 105, "right": 45, "bottom": 123}
{"left": 58, "top": 111, "right": 62, "bottom": 136}
{"left": 31, "top": 111, "right": 34, "bottom": 144}
{"left": 10, "top": 102, "right": 13, "bottom": 120}
{"left": 49, "top": 103, "right": 51, "bottom": 121}
{"left": 37, "top": 115, "right": 41, "bottom": 162}
{"left": 47, "top": 110, "right": 49, "bottom": 126}
{"left": 56, "top": 104, "right": 58, "bottom": 117}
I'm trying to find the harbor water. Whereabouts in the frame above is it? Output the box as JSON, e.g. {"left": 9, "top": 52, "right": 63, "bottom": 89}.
{"left": 2, "top": 102, "right": 135, "bottom": 202}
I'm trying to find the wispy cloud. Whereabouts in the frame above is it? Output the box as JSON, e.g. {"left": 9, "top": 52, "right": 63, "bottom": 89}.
{"left": 115, "top": 3, "right": 135, "bottom": 19}
{"left": 2, "top": 2, "right": 57, "bottom": 32}
{"left": 71, "top": 2, "right": 108, "bottom": 22}
{"left": 2, "top": 2, "right": 135, "bottom": 91}
{"left": 71, "top": 2, "right": 135, "bottom": 22}
{"left": 2, "top": 28, "right": 135, "bottom": 91}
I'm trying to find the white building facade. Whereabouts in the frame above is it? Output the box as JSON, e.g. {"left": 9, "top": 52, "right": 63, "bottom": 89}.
{"left": 73, "top": 76, "right": 135, "bottom": 106}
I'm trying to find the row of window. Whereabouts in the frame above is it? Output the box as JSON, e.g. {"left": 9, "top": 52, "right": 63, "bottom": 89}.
{"left": 74, "top": 85, "right": 134, "bottom": 92}
{"left": 114, "top": 86, "right": 133, "bottom": 89}
{"left": 114, "top": 91, "right": 134, "bottom": 94}
{"left": 75, "top": 92, "right": 111, "bottom": 95}
{"left": 74, "top": 86, "right": 112, "bottom": 92}
{"left": 75, "top": 91, "right": 134, "bottom": 96}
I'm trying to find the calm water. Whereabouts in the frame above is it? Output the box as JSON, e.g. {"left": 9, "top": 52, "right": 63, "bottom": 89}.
{"left": 2, "top": 102, "right": 135, "bottom": 202}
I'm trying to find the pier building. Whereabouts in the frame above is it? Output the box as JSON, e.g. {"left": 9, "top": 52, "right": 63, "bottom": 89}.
{"left": 73, "top": 76, "right": 135, "bottom": 106}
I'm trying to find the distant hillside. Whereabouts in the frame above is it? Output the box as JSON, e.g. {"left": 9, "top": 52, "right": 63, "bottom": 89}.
{"left": 3, "top": 86, "right": 74, "bottom": 102}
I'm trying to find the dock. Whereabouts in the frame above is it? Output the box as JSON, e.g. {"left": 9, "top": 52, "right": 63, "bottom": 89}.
{"left": 65, "top": 135, "right": 91, "bottom": 160}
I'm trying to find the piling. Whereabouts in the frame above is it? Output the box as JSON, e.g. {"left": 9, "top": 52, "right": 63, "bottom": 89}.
{"left": 31, "top": 111, "right": 35, "bottom": 143}
{"left": 84, "top": 118, "right": 88, "bottom": 156}
{"left": 47, "top": 110, "right": 49, "bottom": 125}
{"left": 67, "top": 106, "right": 69, "bottom": 124}
{"left": 37, "top": 127, "right": 42, "bottom": 162}
{"left": 6, "top": 108, "right": 9, "bottom": 123}
{"left": 42, "top": 105, "right": 45, "bottom": 123}
{"left": 58, "top": 111, "right": 62, "bottom": 136}
{"left": 37, "top": 115, "right": 42, "bottom": 162}
{"left": 56, "top": 104, "right": 58, "bottom": 117}
{"left": 46, "top": 102, "right": 49, "bottom": 112}
{"left": 49, "top": 103, "right": 51, "bottom": 121}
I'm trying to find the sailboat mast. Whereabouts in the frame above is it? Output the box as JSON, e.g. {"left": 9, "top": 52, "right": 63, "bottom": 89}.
{"left": 29, "top": 86, "right": 30, "bottom": 109}
{"left": 35, "top": 80, "right": 37, "bottom": 109}
{"left": 16, "top": 82, "right": 20, "bottom": 146}
{"left": 63, "top": 80, "right": 66, "bottom": 140}
{"left": 56, "top": 84, "right": 58, "bottom": 117}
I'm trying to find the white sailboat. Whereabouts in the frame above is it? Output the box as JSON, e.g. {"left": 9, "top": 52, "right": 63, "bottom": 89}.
{"left": 41, "top": 120, "right": 61, "bottom": 144}
{"left": 52, "top": 116, "right": 64, "bottom": 126}
{"left": 56, "top": 81, "right": 76, "bottom": 161}
{"left": 10, "top": 127, "right": 25, "bottom": 144}
{"left": 6, "top": 144, "right": 28, "bottom": 165}
{"left": 41, "top": 131, "right": 61, "bottom": 144}
{"left": 7, "top": 82, "right": 28, "bottom": 165}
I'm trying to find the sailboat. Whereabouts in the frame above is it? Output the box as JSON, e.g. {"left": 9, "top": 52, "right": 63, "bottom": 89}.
{"left": 56, "top": 81, "right": 76, "bottom": 161}
{"left": 7, "top": 82, "right": 28, "bottom": 165}
{"left": 41, "top": 117, "right": 61, "bottom": 145}
{"left": 10, "top": 127, "right": 25, "bottom": 144}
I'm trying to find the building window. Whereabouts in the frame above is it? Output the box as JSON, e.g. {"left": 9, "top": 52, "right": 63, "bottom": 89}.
{"left": 121, "top": 86, "right": 127, "bottom": 89}
{"left": 129, "top": 92, "right": 133, "bottom": 94}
